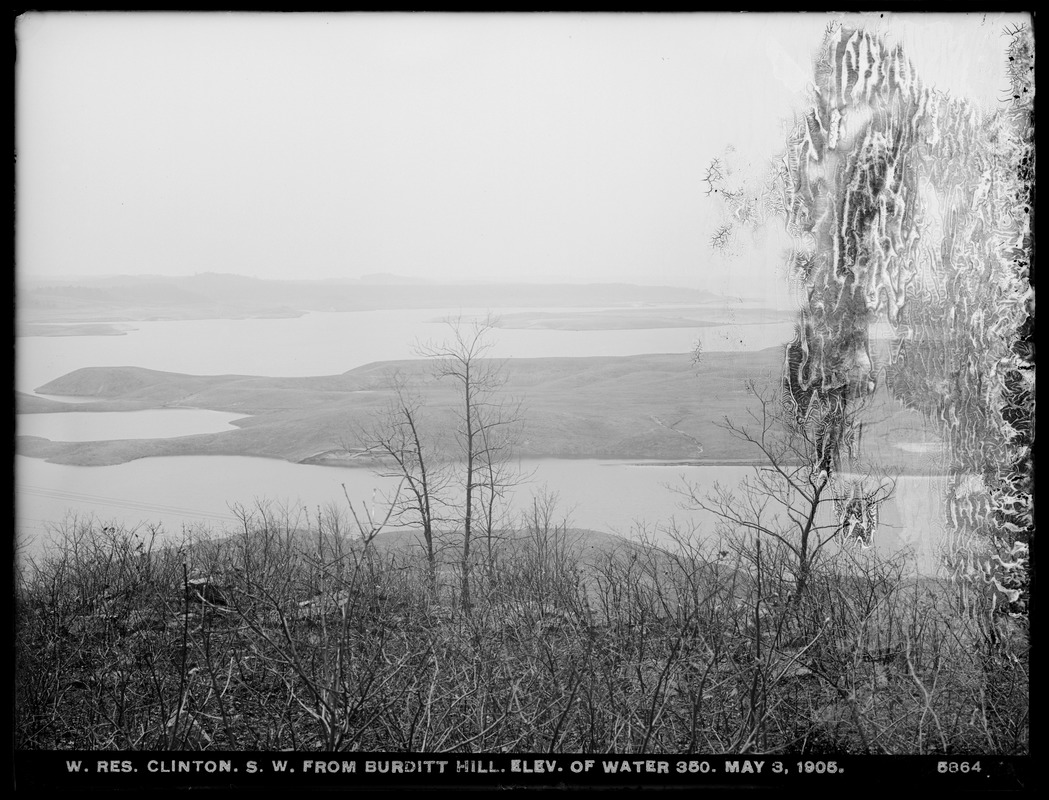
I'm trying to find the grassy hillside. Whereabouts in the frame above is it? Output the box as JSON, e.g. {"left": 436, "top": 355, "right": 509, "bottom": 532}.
{"left": 18, "top": 348, "right": 942, "bottom": 471}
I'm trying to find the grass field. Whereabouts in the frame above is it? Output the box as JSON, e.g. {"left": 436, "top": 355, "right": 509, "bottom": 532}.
{"left": 17, "top": 349, "right": 941, "bottom": 471}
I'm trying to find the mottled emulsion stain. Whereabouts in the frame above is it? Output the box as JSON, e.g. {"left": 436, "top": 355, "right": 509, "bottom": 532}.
{"left": 774, "top": 23, "right": 1033, "bottom": 601}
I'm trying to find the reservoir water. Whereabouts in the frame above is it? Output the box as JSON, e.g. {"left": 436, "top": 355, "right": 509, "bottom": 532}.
{"left": 15, "top": 305, "right": 947, "bottom": 573}
{"left": 14, "top": 454, "right": 737, "bottom": 555}
{"left": 15, "top": 453, "right": 948, "bottom": 574}
{"left": 16, "top": 307, "right": 794, "bottom": 395}
{"left": 17, "top": 409, "right": 247, "bottom": 442}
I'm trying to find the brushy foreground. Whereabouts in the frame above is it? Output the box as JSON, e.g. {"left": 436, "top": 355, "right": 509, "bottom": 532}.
{"left": 15, "top": 512, "right": 1028, "bottom": 755}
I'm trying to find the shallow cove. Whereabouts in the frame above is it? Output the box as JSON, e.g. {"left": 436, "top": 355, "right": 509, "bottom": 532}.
{"left": 16, "top": 409, "right": 248, "bottom": 442}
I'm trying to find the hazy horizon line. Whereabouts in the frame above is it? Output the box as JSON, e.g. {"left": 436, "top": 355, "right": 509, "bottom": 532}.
{"left": 18, "top": 269, "right": 757, "bottom": 293}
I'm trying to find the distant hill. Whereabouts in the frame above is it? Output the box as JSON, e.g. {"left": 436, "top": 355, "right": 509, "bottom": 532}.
{"left": 356, "top": 272, "right": 436, "bottom": 285}
{"left": 18, "top": 272, "right": 751, "bottom": 323}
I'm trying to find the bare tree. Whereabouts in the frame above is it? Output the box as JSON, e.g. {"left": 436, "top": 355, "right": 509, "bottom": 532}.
{"left": 356, "top": 373, "right": 450, "bottom": 595}
{"left": 678, "top": 381, "right": 895, "bottom": 601}
{"left": 417, "top": 315, "right": 523, "bottom": 614}
{"left": 474, "top": 384, "right": 528, "bottom": 577}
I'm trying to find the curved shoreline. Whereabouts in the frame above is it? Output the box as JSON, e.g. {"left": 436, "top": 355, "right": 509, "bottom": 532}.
{"left": 15, "top": 349, "right": 942, "bottom": 474}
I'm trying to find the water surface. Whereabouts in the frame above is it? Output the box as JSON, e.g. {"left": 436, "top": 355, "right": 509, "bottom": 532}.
{"left": 16, "top": 307, "right": 793, "bottom": 395}
{"left": 15, "top": 454, "right": 947, "bottom": 574}
{"left": 17, "top": 409, "right": 247, "bottom": 442}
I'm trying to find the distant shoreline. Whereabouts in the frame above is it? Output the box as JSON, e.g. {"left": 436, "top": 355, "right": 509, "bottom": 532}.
{"left": 17, "top": 305, "right": 797, "bottom": 335}
{"left": 17, "top": 311, "right": 306, "bottom": 332}
{"left": 297, "top": 450, "right": 769, "bottom": 469}
{"left": 17, "top": 322, "right": 132, "bottom": 337}
{"left": 17, "top": 275, "right": 794, "bottom": 331}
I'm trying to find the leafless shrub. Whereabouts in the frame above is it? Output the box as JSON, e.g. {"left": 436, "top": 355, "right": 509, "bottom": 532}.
{"left": 17, "top": 492, "right": 1027, "bottom": 753}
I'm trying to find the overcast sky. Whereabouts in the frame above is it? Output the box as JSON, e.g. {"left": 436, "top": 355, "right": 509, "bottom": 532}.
{"left": 16, "top": 12, "right": 1027, "bottom": 300}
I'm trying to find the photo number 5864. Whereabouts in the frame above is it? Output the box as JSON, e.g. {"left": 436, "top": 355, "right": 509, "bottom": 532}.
{"left": 938, "top": 762, "right": 981, "bottom": 774}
